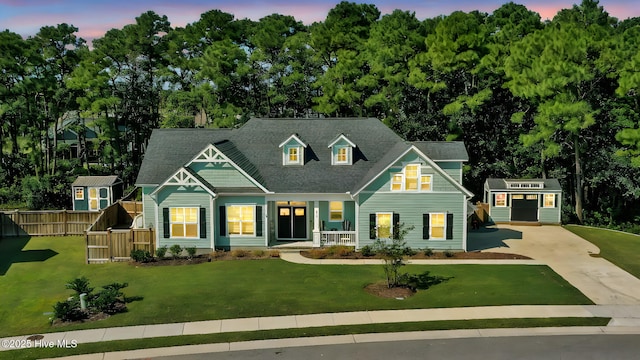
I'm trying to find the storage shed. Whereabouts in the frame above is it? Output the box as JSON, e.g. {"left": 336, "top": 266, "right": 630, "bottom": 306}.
{"left": 72, "top": 176, "right": 123, "bottom": 211}
{"left": 483, "top": 178, "right": 562, "bottom": 224}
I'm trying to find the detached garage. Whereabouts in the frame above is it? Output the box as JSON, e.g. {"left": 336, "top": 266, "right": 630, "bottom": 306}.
{"left": 483, "top": 178, "right": 562, "bottom": 224}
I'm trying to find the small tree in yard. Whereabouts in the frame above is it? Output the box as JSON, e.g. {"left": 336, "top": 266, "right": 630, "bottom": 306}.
{"left": 372, "top": 223, "right": 414, "bottom": 288}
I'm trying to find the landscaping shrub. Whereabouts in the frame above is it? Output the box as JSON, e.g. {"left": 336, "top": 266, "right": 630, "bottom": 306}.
{"left": 65, "top": 276, "right": 94, "bottom": 295}
{"left": 130, "top": 249, "right": 152, "bottom": 263}
{"left": 252, "top": 249, "right": 266, "bottom": 258}
{"left": 92, "top": 283, "right": 128, "bottom": 314}
{"left": 210, "top": 250, "right": 227, "bottom": 259}
{"left": 444, "top": 250, "right": 455, "bottom": 258}
{"left": 230, "top": 249, "right": 249, "bottom": 258}
{"left": 360, "top": 245, "right": 375, "bottom": 257}
{"left": 53, "top": 299, "right": 86, "bottom": 322}
{"left": 325, "top": 245, "right": 354, "bottom": 257}
{"left": 423, "top": 248, "right": 434, "bottom": 257}
{"left": 170, "top": 244, "right": 183, "bottom": 259}
{"left": 403, "top": 246, "right": 417, "bottom": 256}
{"left": 53, "top": 278, "right": 129, "bottom": 323}
{"left": 186, "top": 247, "right": 197, "bottom": 259}
{"left": 306, "top": 248, "right": 327, "bottom": 259}
{"left": 156, "top": 245, "right": 168, "bottom": 259}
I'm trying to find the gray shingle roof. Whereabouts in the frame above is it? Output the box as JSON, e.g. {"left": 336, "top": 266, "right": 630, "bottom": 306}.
{"left": 135, "top": 118, "right": 470, "bottom": 194}
{"left": 485, "top": 178, "right": 562, "bottom": 191}
{"left": 72, "top": 176, "right": 121, "bottom": 187}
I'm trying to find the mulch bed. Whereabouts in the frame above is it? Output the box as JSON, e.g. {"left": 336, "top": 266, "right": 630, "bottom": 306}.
{"left": 364, "top": 282, "right": 415, "bottom": 299}
{"left": 131, "top": 256, "right": 211, "bottom": 266}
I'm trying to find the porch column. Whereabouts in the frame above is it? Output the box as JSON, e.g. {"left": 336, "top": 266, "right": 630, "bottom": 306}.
{"left": 312, "top": 201, "right": 321, "bottom": 247}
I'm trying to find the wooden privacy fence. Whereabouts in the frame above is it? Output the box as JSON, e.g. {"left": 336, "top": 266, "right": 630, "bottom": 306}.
{"left": 85, "top": 201, "right": 154, "bottom": 263}
{"left": 0, "top": 210, "right": 100, "bottom": 237}
{"left": 86, "top": 228, "right": 155, "bottom": 264}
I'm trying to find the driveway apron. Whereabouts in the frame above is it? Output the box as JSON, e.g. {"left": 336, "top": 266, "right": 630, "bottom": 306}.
{"left": 476, "top": 225, "right": 640, "bottom": 305}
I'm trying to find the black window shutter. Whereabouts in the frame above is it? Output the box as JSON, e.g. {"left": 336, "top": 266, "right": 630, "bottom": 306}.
{"left": 162, "top": 208, "right": 170, "bottom": 238}
{"left": 422, "top": 214, "right": 430, "bottom": 239}
{"left": 446, "top": 213, "right": 454, "bottom": 240}
{"left": 555, "top": 194, "right": 558, "bottom": 208}
{"left": 200, "top": 207, "right": 206, "bottom": 238}
{"left": 539, "top": 195, "right": 544, "bottom": 208}
{"left": 492, "top": 193, "right": 496, "bottom": 206}
{"left": 393, "top": 213, "right": 400, "bottom": 239}
{"left": 219, "top": 206, "right": 226, "bottom": 236}
{"left": 369, "top": 214, "right": 376, "bottom": 239}
{"left": 256, "top": 206, "right": 263, "bottom": 236}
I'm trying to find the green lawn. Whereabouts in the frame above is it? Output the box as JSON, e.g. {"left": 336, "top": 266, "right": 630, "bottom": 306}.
{"left": 0, "top": 236, "right": 592, "bottom": 338}
{"left": 565, "top": 225, "right": 640, "bottom": 278}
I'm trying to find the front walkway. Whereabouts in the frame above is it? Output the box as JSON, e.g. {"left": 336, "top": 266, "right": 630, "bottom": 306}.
{"left": 475, "top": 225, "right": 640, "bottom": 305}
{"left": 279, "top": 251, "right": 543, "bottom": 265}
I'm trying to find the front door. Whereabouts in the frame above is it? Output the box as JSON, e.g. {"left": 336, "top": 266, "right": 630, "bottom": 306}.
{"left": 277, "top": 206, "right": 307, "bottom": 239}
{"left": 511, "top": 194, "right": 538, "bottom": 221}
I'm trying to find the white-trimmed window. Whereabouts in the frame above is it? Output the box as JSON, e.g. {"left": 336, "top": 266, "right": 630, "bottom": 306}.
{"left": 376, "top": 212, "right": 393, "bottom": 239}
{"left": 405, "top": 164, "right": 419, "bottom": 190}
{"left": 227, "top": 205, "right": 255, "bottom": 236}
{"left": 74, "top": 187, "right": 84, "bottom": 200}
{"left": 391, "top": 164, "right": 433, "bottom": 192}
{"left": 287, "top": 147, "right": 301, "bottom": 164}
{"left": 329, "top": 201, "right": 343, "bottom": 221}
{"left": 420, "top": 175, "right": 432, "bottom": 191}
{"left": 391, "top": 173, "right": 403, "bottom": 191}
{"left": 334, "top": 146, "right": 351, "bottom": 164}
{"left": 495, "top": 193, "right": 507, "bottom": 207}
{"left": 430, "top": 213, "right": 446, "bottom": 239}
{"left": 543, "top": 194, "right": 555, "bottom": 208}
{"left": 170, "top": 207, "right": 199, "bottom": 238}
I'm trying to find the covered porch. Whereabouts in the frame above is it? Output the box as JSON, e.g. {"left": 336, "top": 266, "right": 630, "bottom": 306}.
{"left": 266, "top": 197, "right": 357, "bottom": 248}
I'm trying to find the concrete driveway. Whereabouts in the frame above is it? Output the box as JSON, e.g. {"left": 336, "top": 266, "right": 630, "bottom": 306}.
{"left": 469, "top": 225, "right": 640, "bottom": 305}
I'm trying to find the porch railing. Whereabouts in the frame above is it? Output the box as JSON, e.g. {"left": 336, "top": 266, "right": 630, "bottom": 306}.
{"left": 320, "top": 231, "right": 356, "bottom": 246}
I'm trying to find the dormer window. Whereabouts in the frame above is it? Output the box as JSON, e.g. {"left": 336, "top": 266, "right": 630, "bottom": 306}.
{"left": 328, "top": 134, "right": 356, "bottom": 166}
{"left": 279, "top": 134, "right": 307, "bottom": 166}
{"left": 288, "top": 147, "right": 301, "bottom": 164}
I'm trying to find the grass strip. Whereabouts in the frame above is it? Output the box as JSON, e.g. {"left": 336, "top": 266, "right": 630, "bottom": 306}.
{"left": 564, "top": 225, "right": 640, "bottom": 278}
{"left": 1, "top": 317, "right": 610, "bottom": 360}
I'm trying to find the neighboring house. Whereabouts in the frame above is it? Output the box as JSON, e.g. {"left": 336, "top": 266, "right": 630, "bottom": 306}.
{"left": 48, "top": 112, "right": 99, "bottom": 161}
{"left": 135, "top": 118, "right": 474, "bottom": 251}
{"left": 483, "top": 178, "right": 562, "bottom": 224}
{"left": 72, "top": 176, "right": 123, "bottom": 211}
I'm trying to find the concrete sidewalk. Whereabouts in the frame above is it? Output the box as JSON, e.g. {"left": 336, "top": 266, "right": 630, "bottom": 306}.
{"left": 14, "top": 305, "right": 639, "bottom": 360}
{"left": 3, "top": 305, "right": 640, "bottom": 353}
{"left": 279, "top": 251, "right": 543, "bottom": 265}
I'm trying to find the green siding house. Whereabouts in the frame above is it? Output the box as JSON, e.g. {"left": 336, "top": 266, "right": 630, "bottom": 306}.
{"left": 135, "top": 118, "right": 474, "bottom": 251}
{"left": 483, "top": 178, "right": 562, "bottom": 224}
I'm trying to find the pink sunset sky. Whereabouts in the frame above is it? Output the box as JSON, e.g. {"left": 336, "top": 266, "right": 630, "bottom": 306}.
{"left": 1, "top": 0, "right": 638, "bottom": 43}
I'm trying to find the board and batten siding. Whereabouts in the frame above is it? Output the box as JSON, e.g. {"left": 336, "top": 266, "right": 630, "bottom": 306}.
{"left": 358, "top": 192, "right": 465, "bottom": 250}
{"left": 215, "top": 195, "right": 266, "bottom": 248}
{"left": 156, "top": 186, "right": 213, "bottom": 248}
{"left": 190, "top": 162, "right": 258, "bottom": 188}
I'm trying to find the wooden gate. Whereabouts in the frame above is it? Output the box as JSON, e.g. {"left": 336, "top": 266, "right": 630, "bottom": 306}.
{"left": 86, "top": 228, "right": 155, "bottom": 264}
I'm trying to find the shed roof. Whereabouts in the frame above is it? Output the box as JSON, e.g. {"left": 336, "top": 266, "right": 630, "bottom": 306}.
{"left": 485, "top": 178, "right": 562, "bottom": 191}
{"left": 72, "top": 176, "right": 121, "bottom": 187}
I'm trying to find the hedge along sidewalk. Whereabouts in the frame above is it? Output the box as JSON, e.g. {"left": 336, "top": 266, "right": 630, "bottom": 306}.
{"left": 0, "top": 305, "right": 620, "bottom": 352}
{"left": 278, "top": 252, "right": 544, "bottom": 265}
